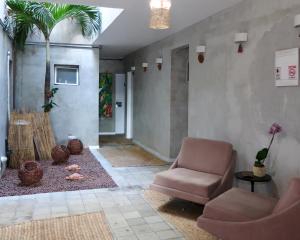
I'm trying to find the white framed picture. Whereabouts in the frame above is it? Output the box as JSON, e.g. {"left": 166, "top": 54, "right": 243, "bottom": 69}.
{"left": 275, "top": 48, "right": 299, "bottom": 87}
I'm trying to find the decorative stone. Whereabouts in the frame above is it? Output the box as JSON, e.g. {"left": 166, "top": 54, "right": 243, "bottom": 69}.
{"left": 18, "top": 161, "right": 43, "bottom": 186}
{"left": 51, "top": 145, "right": 70, "bottom": 165}
{"left": 67, "top": 138, "right": 83, "bottom": 155}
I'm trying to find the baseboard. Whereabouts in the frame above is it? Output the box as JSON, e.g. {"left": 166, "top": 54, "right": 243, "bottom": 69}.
{"left": 99, "top": 132, "right": 116, "bottom": 136}
{"left": 133, "top": 140, "right": 174, "bottom": 163}
{"left": 89, "top": 145, "right": 100, "bottom": 150}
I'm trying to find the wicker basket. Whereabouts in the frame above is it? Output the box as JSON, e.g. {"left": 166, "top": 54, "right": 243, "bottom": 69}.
{"left": 67, "top": 139, "right": 83, "bottom": 155}
{"left": 51, "top": 145, "right": 70, "bottom": 164}
{"left": 18, "top": 161, "right": 43, "bottom": 186}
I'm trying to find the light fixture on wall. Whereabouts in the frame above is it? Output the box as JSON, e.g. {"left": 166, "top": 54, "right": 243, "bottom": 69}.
{"left": 196, "top": 45, "right": 206, "bottom": 63}
{"left": 142, "top": 63, "right": 149, "bottom": 72}
{"left": 131, "top": 66, "right": 136, "bottom": 75}
{"left": 294, "top": 14, "right": 300, "bottom": 37}
{"left": 234, "top": 33, "right": 248, "bottom": 53}
{"left": 149, "top": 0, "right": 172, "bottom": 30}
{"left": 156, "top": 58, "right": 163, "bottom": 70}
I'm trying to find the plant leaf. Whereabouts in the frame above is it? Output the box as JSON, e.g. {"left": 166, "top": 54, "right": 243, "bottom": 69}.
{"left": 256, "top": 148, "right": 269, "bottom": 161}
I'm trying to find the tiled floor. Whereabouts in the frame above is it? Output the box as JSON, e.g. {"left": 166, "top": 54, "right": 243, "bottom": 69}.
{"left": 0, "top": 148, "right": 183, "bottom": 240}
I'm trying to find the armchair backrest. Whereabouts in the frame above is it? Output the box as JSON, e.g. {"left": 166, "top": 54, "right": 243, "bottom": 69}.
{"left": 273, "top": 178, "right": 300, "bottom": 214}
{"left": 177, "top": 138, "right": 233, "bottom": 176}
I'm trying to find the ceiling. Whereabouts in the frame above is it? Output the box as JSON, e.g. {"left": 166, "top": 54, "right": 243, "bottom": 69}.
{"left": 36, "top": 0, "right": 243, "bottom": 59}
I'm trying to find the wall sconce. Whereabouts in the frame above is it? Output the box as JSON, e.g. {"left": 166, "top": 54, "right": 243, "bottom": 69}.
{"left": 156, "top": 58, "right": 163, "bottom": 70}
{"left": 196, "top": 45, "right": 206, "bottom": 63}
{"left": 131, "top": 66, "right": 136, "bottom": 75}
{"left": 142, "top": 63, "right": 148, "bottom": 72}
{"left": 294, "top": 14, "right": 300, "bottom": 37}
{"left": 234, "top": 33, "right": 248, "bottom": 53}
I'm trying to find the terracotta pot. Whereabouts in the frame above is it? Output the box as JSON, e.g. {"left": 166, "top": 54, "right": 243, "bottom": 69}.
{"left": 51, "top": 145, "right": 70, "bottom": 164}
{"left": 253, "top": 165, "right": 266, "bottom": 177}
{"left": 67, "top": 139, "right": 83, "bottom": 155}
{"left": 18, "top": 161, "right": 43, "bottom": 186}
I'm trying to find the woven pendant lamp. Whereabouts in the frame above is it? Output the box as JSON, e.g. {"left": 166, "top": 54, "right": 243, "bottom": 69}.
{"left": 149, "top": 0, "right": 171, "bottom": 29}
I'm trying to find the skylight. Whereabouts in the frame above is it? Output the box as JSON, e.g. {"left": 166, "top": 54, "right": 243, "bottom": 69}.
{"left": 99, "top": 7, "right": 124, "bottom": 34}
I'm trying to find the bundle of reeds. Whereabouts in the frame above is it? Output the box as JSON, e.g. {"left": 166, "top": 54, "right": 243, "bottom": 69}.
{"left": 32, "top": 112, "right": 56, "bottom": 160}
{"left": 8, "top": 112, "right": 35, "bottom": 169}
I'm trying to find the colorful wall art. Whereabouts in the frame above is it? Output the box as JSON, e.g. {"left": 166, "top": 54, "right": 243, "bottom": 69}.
{"left": 99, "top": 73, "right": 113, "bottom": 118}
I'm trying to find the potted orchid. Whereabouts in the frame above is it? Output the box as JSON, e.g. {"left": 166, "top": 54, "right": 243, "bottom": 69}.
{"left": 254, "top": 123, "right": 282, "bottom": 177}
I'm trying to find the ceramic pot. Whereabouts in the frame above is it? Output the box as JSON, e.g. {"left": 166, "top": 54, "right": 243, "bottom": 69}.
{"left": 253, "top": 165, "right": 266, "bottom": 177}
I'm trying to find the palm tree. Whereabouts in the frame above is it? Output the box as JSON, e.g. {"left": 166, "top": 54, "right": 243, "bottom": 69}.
{"left": 5, "top": 0, "right": 101, "bottom": 111}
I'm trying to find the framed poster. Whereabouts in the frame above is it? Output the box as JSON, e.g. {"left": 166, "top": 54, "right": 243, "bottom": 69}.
{"left": 275, "top": 48, "right": 299, "bottom": 87}
{"left": 99, "top": 73, "right": 113, "bottom": 119}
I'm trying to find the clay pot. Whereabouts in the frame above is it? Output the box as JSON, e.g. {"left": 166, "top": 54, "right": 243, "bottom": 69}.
{"left": 67, "top": 139, "right": 83, "bottom": 155}
{"left": 253, "top": 165, "right": 266, "bottom": 177}
{"left": 51, "top": 145, "right": 70, "bottom": 164}
{"left": 18, "top": 161, "right": 43, "bottom": 186}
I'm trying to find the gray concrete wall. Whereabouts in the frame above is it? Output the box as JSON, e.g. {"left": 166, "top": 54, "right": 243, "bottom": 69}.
{"left": 99, "top": 59, "right": 125, "bottom": 133}
{"left": 170, "top": 47, "right": 189, "bottom": 158}
{"left": 16, "top": 45, "right": 100, "bottom": 146}
{"left": 0, "top": 21, "right": 12, "bottom": 158}
{"left": 125, "top": 0, "right": 300, "bottom": 195}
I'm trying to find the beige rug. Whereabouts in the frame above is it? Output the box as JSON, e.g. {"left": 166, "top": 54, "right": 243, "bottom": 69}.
{"left": 144, "top": 190, "right": 217, "bottom": 240}
{"left": 99, "top": 145, "right": 168, "bottom": 167}
{"left": 0, "top": 213, "right": 112, "bottom": 240}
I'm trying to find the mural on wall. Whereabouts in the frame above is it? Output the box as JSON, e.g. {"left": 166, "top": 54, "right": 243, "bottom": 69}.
{"left": 99, "top": 73, "right": 113, "bottom": 118}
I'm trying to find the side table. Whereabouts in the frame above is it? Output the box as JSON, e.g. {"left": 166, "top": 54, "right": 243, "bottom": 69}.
{"left": 235, "top": 171, "right": 272, "bottom": 192}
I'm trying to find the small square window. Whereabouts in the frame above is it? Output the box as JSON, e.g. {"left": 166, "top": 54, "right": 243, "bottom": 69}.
{"left": 54, "top": 65, "right": 79, "bottom": 85}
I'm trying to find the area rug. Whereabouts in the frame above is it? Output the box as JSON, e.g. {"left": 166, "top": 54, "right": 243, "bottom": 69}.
{"left": 0, "top": 149, "right": 117, "bottom": 197}
{"left": 143, "top": 190, "right": 217, "bottom": 240}
{"left": 99, "top": 145, "right": 169, "bottom": 167}
{"left": 0, "top": 212, "right": 112, "bottom": 240}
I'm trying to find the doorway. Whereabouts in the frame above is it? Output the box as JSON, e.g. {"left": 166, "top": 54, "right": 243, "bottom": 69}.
{"left": 170, "top": 46, "right": 189, "bottom": 158}
{"left": 99, "top": 72, "right": 133, "bottom": 146}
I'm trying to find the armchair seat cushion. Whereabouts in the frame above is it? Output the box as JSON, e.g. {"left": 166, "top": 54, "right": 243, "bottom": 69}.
{"left": 153, "top": 168, "right": 222, "bottom": 198}
{"left": 202, "top": 188, "right": 278, "bottom": 222}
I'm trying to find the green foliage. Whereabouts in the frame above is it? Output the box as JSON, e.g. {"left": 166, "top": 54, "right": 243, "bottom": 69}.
{"left": 99, "top": 73, "right": 113, "bottom": 118}
{"left": 42, "top": 87, "right": 59, "bottom": 112}
{"left": 5, "top": 0, "right": 102, "bottom": 48}
{"left": 255, "top": 148, "right": 269, "bottom": 166}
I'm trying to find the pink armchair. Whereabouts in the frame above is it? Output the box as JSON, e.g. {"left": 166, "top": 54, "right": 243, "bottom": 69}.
{"left": 150, "top": 138, "right": 235, "bottom": 204}
{"left": 197, "top": 178, "right": 300, "bottom": 240}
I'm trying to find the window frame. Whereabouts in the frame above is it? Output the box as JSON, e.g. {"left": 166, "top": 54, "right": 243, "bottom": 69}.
{"left": 54, "top": 65, "right": 80, "bottom": 86}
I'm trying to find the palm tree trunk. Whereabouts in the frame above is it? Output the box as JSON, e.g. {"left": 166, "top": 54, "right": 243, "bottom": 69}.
{"left": 44, "top": 39, "right": 51, "bottom": 105}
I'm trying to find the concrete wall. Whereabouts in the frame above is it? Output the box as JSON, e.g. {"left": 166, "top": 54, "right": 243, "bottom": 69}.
{"left": 125, "top": 0, "right": 300, "bottom": 195}
{"left": 0, "top": 21, "right": 12, "bottom": 158}
{"left": 99, "top": 59, "right": 125, "bottom": 133}
{"left": 170, "top": 47, "right": 189, "bottom": 158}
{"left": 16, "top": 45, "right": 100, "bottom": 146}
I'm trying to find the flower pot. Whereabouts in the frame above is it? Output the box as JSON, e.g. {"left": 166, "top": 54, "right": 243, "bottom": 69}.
{"left": 67, "top": 137, "right": 83, "bottom": 155}
{"left": 18, "top": 161, "right": 43, "bottom": 186}
{"left": 253, "top": 165, "right": 266, "bottom": 177}
{"left": 51, "top": 145, "right": 70, "bottom": 165}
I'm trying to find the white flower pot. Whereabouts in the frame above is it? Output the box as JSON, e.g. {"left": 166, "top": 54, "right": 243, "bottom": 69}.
{"left": 253, "top": 165, "right": 266, "bottom": 177}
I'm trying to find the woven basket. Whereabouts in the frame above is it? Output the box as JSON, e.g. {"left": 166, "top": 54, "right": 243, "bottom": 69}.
{"left": 51, "top": 145, "right": 70, "bottom": 165}
{"left": 18, "top": 161, "right": 43, "bottom": 186}
{"left": 67, "top": 139, "right": 83, "bottom": 155}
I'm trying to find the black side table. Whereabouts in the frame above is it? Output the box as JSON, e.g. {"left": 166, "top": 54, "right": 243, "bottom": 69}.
{"left": 235, "top": 171, "right": 272, "bottom": 192}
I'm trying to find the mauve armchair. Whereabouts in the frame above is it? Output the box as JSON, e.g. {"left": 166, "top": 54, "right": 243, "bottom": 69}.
{"left": 197, "top": 178, "right": 300, "bottom": 240}
{"left": 150, "top": 138, "right": 235, "bottom": 205}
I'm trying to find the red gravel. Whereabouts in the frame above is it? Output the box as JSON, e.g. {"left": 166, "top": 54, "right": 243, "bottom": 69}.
{"left": 0, "top": 149, "right": 117, "bottom": 197}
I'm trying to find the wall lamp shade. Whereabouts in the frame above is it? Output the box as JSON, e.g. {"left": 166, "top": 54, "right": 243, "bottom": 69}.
{"left": 149, "top": 0, "right": 171, "bottom": 29}
{"left": 142, "top": 63, "right": 148, "bottom": 72}
{"left": 235, "top": 33, "right": 248, "bottom": 53}
{"left": 156, "top": 58, "right": 163, "bottom": 70}
{"left": 196, "top": 45, "right": 206, "bottom": 63}
{"left": 131, "top": 66, "right": 136, "bottom": 74}
{"left": 294, "top": 14, "right": 300, "bottom": 27}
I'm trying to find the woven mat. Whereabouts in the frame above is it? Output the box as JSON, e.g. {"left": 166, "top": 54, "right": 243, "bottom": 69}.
{"left": 99, "top": 145, "right": 168, "bottom": 167}
{"left": 144, "top": 190, "right": 217, "bottom": 240}
{"left": 0, "top": 212, "right": 112, "bottom": 240}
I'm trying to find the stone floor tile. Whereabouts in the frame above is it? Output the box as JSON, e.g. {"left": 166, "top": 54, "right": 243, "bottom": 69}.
{"left": 131, "top": 224, "right": 153, "bottom": 235}
{"left": 117, "top": 235, "right": 138, "bottom": 240}
{"left": 144, "top": 216, "right": 164, "bottom": 224}
{"left": 156, "top": 230, "right": 182, "bottom": 240}
{"left": 126, "top": 217, "right": 146, "bottom": 226}
{"left": 149, "top": 222, "right": 171, "bottom": 232}
{"left": 136, "top": 232, "right": 160, "bottom": 240}
{"left": 113, "top": 226, "right": 134, "bottom": 237}
{"left": 123, "top": 211, "right": 141, "bottom": 219}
